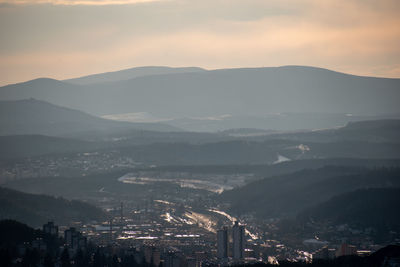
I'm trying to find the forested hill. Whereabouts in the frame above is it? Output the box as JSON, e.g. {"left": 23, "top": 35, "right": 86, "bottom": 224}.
{"left": 0, "top": 98, "right": 179, "bottom": 137}
{"left": 0, "top": 187, "right": 107, "bottom": 227}
{"left": 219, "top": 167, "right": 400, "bottom": 218}
{"left": 298, "top": 187, "right": 400, "bottom": 232}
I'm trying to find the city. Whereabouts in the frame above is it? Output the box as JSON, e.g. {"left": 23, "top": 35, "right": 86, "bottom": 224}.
{"left": 1, "top": 0, "right": 400, "bottom": 266}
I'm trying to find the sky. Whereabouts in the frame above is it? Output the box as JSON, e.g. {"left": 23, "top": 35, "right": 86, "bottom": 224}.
{"left": 0, "top": 0, "right": 399, "bottom": 85}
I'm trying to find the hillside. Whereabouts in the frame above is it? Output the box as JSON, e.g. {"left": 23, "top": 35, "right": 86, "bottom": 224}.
{"left": 0, "top": 135, "right": 102, "bottom": 159}
{"left": 219, "top": 167, "right": 400, "bottom": 218}
{"left": 0, "top": 220, "right": 43, "bottom": 247}
{"left": 335, "top": 119, "right": 400, "bottom": 142}
{"left": 1, "top": 119, "right": 399, "bottom": 163}
{"left": 116, "top": 119, "right": 400, "bottom": 164}
{"left": 255, "top": 119, "right": 400, "bottom": 143}
{"left": 165, "top": 113, "right": 400, "bottom": 132}
{"left": 0, "top": 99, "right": 180, "bottom": 136}
{"left": 1, "top": 66, "right": 399, "bottom": 130}
{"left": 135, "top": 158, "right": 400, "bottom": 177}
{"left": 298, "top": 188, "right": 400, "bottom": 232}
{"left": 0, "top": 187, "right": 107, "bottom": 227}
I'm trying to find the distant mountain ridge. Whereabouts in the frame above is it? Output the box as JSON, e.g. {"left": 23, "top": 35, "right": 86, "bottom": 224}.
{"left": 64, "top": 66, "right": 206, "bottom": 85}
{"left": 1, "top": 66, "right": 399, "bottom": 124}
{"left": 0, "top": 98, "right": 180, "bottom": 137}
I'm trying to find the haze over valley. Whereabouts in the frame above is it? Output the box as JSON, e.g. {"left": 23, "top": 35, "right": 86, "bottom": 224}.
{"left": 0, "top": 62, "right": 399, "bottom": 266}
{"left": 2, "top": 66, "right": 400, "bottom": 133}
{"left": 1, "top": 1, "right": 400, "bottom": 264}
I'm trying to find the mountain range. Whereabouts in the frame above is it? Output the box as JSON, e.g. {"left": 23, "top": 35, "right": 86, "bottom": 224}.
{"left": 65, "top": 66, "right": 206, "bottom": 85}
{"left": 1, "top": 66, "right": 399, "bottom": 132}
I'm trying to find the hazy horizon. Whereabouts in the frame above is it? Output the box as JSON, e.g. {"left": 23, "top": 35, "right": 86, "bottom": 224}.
{"left": 1, "top": 0, "right": 400, "bottom": 86}
{"left": 2, "top": 64, "right": 400, "bottom": 87}
{"left": 1, "top": 1, "right": 400, "bottom": 263}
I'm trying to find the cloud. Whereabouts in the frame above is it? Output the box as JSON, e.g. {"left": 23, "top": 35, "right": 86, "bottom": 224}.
{"left": 0, "top": 0, "right": 399, "bottom": 85}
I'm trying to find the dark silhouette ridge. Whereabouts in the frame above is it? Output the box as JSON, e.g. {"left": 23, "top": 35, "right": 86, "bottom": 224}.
{"left": 0, "top": 187, "right": 106, "bottom": 227}
{"left": 64, "top": 66, "right": 206, "bottom": 85}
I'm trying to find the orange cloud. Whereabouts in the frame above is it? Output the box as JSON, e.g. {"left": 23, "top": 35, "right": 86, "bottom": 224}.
{"left": 0, "top": 0, "right": 399, "bottom": 85}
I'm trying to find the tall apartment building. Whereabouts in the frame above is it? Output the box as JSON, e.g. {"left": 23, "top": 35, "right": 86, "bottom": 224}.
{"left": 232, "top": 221, "right": 245, "bottom": 260}
{"left": 217, "top": 226, "right": 228, "bottom": 260}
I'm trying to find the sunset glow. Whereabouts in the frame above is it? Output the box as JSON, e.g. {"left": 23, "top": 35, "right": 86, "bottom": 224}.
{"left": 0, "top": 0, "right": 399, "bottom": 85}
